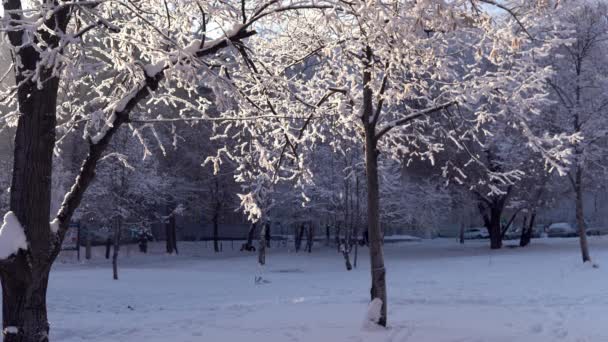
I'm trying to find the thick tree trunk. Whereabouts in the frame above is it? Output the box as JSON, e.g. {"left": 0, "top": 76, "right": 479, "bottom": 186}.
{"left": 112, "top": 219, "right": 122, "bottom": 280}
{"left": 488, "top": 210, "right": 502, "bottom": 250}
{"left": 0, "top": 60, "right": 62, "bottom": 342}
{"left": 480, "top": 202, "right": 503, "bottom": 250}
{"left": 1, "top": 261, "right": 51, "bottom": 342}
{"left": 364, "top": 128, "right": 387, "bottom": 327}
{"left": 575, "top": 167, "right": 591, "bottom": 262}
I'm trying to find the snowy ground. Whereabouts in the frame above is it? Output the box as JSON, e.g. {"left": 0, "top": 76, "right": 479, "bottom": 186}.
{"left": 3, "top": 237, "right": 608, "bottom": 342}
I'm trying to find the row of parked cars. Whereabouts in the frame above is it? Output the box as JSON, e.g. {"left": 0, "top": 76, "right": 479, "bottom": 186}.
{"left": 64, "top": 226, "right": 155, "bottom": 247}
{"left": 463, "top": 222, "right": 608, "bottom": 240}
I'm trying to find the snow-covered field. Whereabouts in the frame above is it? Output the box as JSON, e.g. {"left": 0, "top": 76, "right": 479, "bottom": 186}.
{"left": 4, "top": 237, "right": 608, "bottom": 342}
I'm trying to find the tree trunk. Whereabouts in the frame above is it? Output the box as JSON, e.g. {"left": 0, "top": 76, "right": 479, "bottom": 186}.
{"left": 112, "top": 218, "right": 122, "bottom": 280}
{"left": 105, "top": 238, "right": 112, "bottom": 259}
{"left": 364, "top": 126, "right": 387, "bottom": 327}
{"left": 480, "top": 202, "right": 503, "bottom": 250}
{"left": 258, "top": 222, "right": 267, "bottom": 265}
{"left": 306, "top": 224, "right": 313, "bottom": 253}
{"left": 265, "top": 222, "right": 271, "bottom": 249}
{"left": 575, "top": 167, "right": 591, "bottom": 262}
{"left": 520, "top": 213, "right": 535, "bottom": 247}
{"left": 459, "top": 222, "right": 465, "bottom": 244}
{"left": 295, "top": 223, "right": 305, "bottom": 252}
{"left": 246, "top": 223, "right": 256, "bottom": 250}
{"left": 165, "top": 213, "right": 178, "bottom": 255}
{"left": 0, "top": 59, "right": 62, "bottom": 342}
{"left": 342, "top": 248, "right": 353, "bottom": 271}
{"left": 488, "top": 211, "right": 502, "bottom": 249}
{"left": 1, "top": 261, "right": 51, "bottom": 342}
{"left": 360, "top": 44, "right": 387, "bottom": 327}
{"left": 354, "top": 176, "right": 360, "bottom": 268}
{"left": 165, "top": 216, "right": 174, "bottom": 254}
{"left": 213, "top": 207, "right": 220, "bottom": 253}
{"left": 335, "top": 224, "right": 341, "bottom": 253}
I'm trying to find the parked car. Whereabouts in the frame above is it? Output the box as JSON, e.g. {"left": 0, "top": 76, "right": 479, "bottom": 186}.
{"left": 586, "top": 226, "right": 608, "bottom": 236}
{"left": 463, "top": 227, "right": 489, "bottom": 239}
{"left": 547, "top": 222, "right": 577, "bottom": 238}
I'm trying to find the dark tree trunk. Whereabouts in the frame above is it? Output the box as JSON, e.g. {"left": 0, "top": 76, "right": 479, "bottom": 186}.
{"left": 488, "top": 209, "right": 502, "bottom": 250}
{"left": 165, "top": 213, "right": 178, "bottom": 255}
{"left": 112, "top": 218, "right": 122, "bottom": 280}
{"left": 0, "top": 49, "right": 63, "bottom": 341}
{"left": 326, "top": 225, "right": 330, "bottom": 246}
{"left": 364, "top": 129, "right": 387, "bottom": 327}
{"left": 335, "top": 224, "right": 341, "bottom": 253}
{"left": 1, "top": 260, "right": 51, "bottom": 342}
{"left": 265, "top": 222, "right": 271, "bottom": 249}
{"left": 295, "top": 224, "right": 305, "bottom": 252}
{"left": 342, "top": 248, "right": 353, "bottom": 271}
{"left": 246, "top": 223, "right": 256, "bottom": 250}
{"left": 306, "top": 223, "right": 313, "bottom": 253}
{"left": 479, "top": 200, "right": 504, "bottom": 250}
{"left": 459, "top": 222, "right": 465, "bottom": 244}
{"left": 575, "top": 167, "right": 591, "bottom": 262}
{"left": 520, "top": 213, "right": 535, "bottom": 247}
{"left": 213, "top": 205, "right": 220, "bottom": 253}
{"left": 258, "top": 222, "right": 267, "bottom": 265}
{"left": 359, "top": 45, "right": 387, "bottom": 327}
{"left": 165, "top": 217, "right": 174, "bottom": 254}
{"left": 353, "top": 176, "right": 360, "bottom": 268}
{"left": 105, "top": 238, "right": 112, "bottom": 259}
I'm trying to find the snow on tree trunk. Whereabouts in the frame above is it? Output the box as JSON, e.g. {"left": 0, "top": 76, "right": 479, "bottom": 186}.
{"left": 363, "top": 298, "right": 384, "bottom": 329}
{"left": 364, "top": 132, "right": 388, "bottom": 327}
{"left": 0, "top": 57, "right": 62, "bottom": 341}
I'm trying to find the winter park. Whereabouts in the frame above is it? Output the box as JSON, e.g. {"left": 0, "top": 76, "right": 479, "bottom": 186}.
{"left": 3, "top": 0, "right": 608, "bottom": 341}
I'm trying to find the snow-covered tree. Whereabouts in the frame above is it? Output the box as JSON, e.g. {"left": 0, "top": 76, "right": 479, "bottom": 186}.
{"left": 0, "top": 0, "right": 332, "bottom": 339}
{"left": 544, "top": 0, "right": 608, "bottom": 263}
{"left": 214, "top": 0, "right": 573, "bottom": 326}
